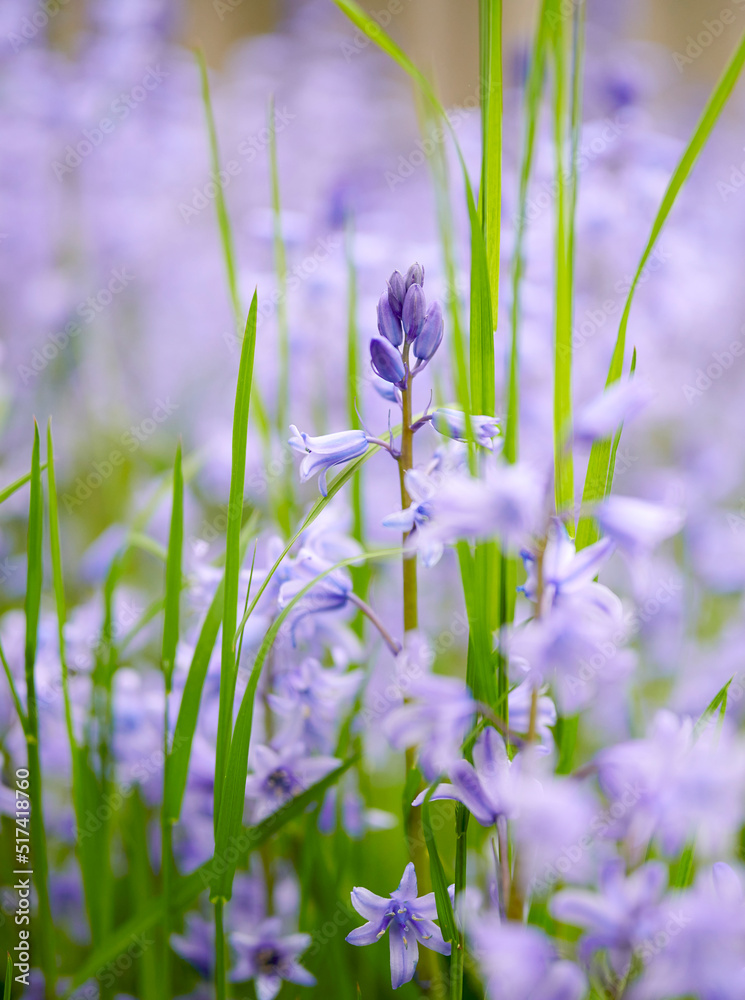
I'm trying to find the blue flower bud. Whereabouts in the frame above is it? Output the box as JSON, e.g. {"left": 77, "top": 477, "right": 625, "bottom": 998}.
{"left": 387, "top": 270, "right": 406, "bottom": 320}
{"left": 370, "top": 337, "right": 406, "bottom": 385}
{"left": 412, "top": 302, "right": 443, "bottom": 360}
{"left": 405, "top": 262, "right": 425, "bottom": 289}
{"left": 377, "top": 291, "right": 403, "bottom": 347}
{"left": 402, "top": 284, "right": 426, "bottom": 341}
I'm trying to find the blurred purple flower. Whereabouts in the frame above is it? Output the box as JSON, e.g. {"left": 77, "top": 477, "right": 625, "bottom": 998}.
{"left": 431, "top": 408, "right": 501, "bottom": 449}
{"left": 245, "top": 744, "right": 340, "bottom": 822}
{"left": 550, "top": 859, "right": 667, "bottom": 975}
{"left": 382, "top": 673, "right": 475, "bottom": 781}
{"left": 594, "top": 496, "right": 685, "bottom": 556}
{"left": 230, "top": 917, "right": 315, "bottom": 999}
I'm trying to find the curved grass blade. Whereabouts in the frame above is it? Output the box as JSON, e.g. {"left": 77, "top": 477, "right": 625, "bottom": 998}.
{"left": 576, "top": 27, "right": 745, "bottom": 548}
{"left": 214, "top": 293, "right": 258, "bottom": 826}
{"left": 0, "top": 466, "right": 44, "bottom": 505}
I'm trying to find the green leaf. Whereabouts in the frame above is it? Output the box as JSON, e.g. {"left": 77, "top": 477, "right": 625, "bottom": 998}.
{"left": 421, "top": 786, "right": 457, "bottom": 943}
{"left": 163, "top": 577, "right": 223, "bottom": 822}
{"left": 213, "top": 548, "right": 399, "bottom": 901}
{"left": 694, "top": 677, "right": 732, "bottom": 741}
{"left": 577, "top": 26, "right": 745, "bottom": 548}
{"left": 23, "top": 422, "right": 57, "bottom": 992}
{"left": 196, "top": 49, "right": 268, "bottom": 436}
{"left": 215, "top": 293, "right": 259, "bottom": 825}
{"left": 162, "top": 442, "right": 183, "bottom": 689}
{"left": 0, "top": 466, "right": 45, "bottom": 505}
{"left": 506, "top": 0, "right": 549, "bottom": 464}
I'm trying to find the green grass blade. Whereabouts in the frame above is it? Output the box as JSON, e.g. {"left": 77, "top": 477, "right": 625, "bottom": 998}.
{"left": 3, "top": 955, "right": 11, "bottom": 1000}
{"left": 196, "top": 50, "right": 269, "bottom": 438}
{"left": 479, "top": 0, "right": 502, "bottom": 347}
{"left": 421, "top": 787, "right": 457, "bottom": 943}
{"left": 214, "top": 294, "right": 259, "bottom": 828}
{"left": 213, "top": 547, "right": 399, "bottom": 901}
{"left": 577, "top": 27, "right": 745, "bottom": 547}
{"left": 162, "top": 443, "right": 183, "bottom": 689}
{"left": 164, "top": 580, "right": 223, "bottom": 823}
{"left": 46, "top": 421, "right": 76, "bottom": 752}
{"left": 24, "top": 422, "right": 57, "bottom": 993}
{"left": 269, "top": 93, "right": 290, "bottom": 439}
{"left": 0, "top": 466, "right": 45, "bottom": 505}
{"left": 0, "top": 635, "right": 25, "bottom": 726}
{"left": 506, "top": 0, "right": 549, "bottom": 463}
{"left": 548, "top": 0, "right": 575, "bottom": 519}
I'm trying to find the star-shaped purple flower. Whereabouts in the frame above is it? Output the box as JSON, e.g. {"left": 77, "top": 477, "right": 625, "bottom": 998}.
{"left": 346, "top": 862, "right": 451, "bottom": 989}
{"left": 230, "top": 916, "right": 315, "bottom": 1000}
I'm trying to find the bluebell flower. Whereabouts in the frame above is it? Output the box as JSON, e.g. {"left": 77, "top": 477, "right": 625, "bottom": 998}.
{"left": 402, "top": 283, "right": 426, "bottom": 341}
{"left": 470, "top": 916, "right": 587, "bottom": 1000}
{"left": 382, "top": 673, "right": 475, "bottom": 781}
{"left": 229, "top": 917, "right": 316, "bottom": 1000}
{"left": 412, "top": 302, "right": 444, "bottom": 362}
{"left": 574, "top": 378, "right": 651, "bottom": 443}
{"left": 431, "top": 407, "right": 501, "bottom": 448}
{"left": 632, "top": 864, "right": 745, "bottom": 1000}
{"left": 382, "top": 469, "right": 443, "bottom": 567}
{"left": 377, "top": 291, "right": 403, "bottom": 347}
{"left": 405, "top": 262, "right": 424, "bottom": 288}
{"left": 595, "top": 710, "right": 745, "bottom": 859}
{"left": 244, "top": 743, "right": 340, "bottom": 822}
{"left": 289, "top": 425, "right": 369, "bottom": 496}
{"left": 268, "top": 657, "right": 361, "bottom": 753}
{"left": 387, "top": 269, "right": 407, "bottom": 319}
{"left": 370, "top": 336, "right": 406, "bottom": 385}
{"left": 550, "top": 859, "right": 667, "bottom": 976}
{"left": 520, "top": 520, "right": 615, "bottom": 608}
{"left": 594, "top": 495, "right": 685, "bottom": 556}
{"left": 507, "top": 679, "right": 557, "bottom": 749}
{"left": 412, "top": 726, "right": 515, "bottom": 826}
{"left": 346, "top": 862, "right": 451, "bottom": 990}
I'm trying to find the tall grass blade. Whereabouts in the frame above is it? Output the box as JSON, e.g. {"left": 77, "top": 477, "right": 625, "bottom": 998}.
{"left": 577, "top": 27, "right": 745, "bottom": 548}
{"left": 23, "top": 421, "right": 57, "bottom": 996}
{"left": 214, "top": 294, "right": 258, "bottom": 827}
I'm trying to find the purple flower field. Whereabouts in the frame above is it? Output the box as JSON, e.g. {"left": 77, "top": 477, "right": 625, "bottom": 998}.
{"left": 3, "top": 1, "right": 745, "bottom": 998}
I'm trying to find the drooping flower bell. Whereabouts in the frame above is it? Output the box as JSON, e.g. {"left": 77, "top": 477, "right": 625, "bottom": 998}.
{"left": 289, "top": 425, "right": 369, "bottom": 496}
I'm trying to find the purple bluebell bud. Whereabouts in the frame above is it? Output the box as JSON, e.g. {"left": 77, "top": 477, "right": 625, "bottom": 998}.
{"left": 370, "top": 337, "right": 406, "bottom": 385}
{"left": 412, "top": 302, "right": 443, "bottom": 360}
{"left": 405, "top": 261, "right": 425, "bottom": 288}
{"left": 376, "top": 291, "right": 403, "bottom": 347}
{"left": 387, "top": 270, "right": 406, "bottom": 319}
{"left": 402, "top": 284, "right": 426, "bottom": 341}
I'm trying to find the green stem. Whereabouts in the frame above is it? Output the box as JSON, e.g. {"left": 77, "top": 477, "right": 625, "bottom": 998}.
{"left": 215, "top": 900, "right": 227, "bottom": 1000}
{"left": 450, "top": 804, "right": 470, "bottom": 999}
{"left": 161, "top": 696, "right": 172, "bottom": 996}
